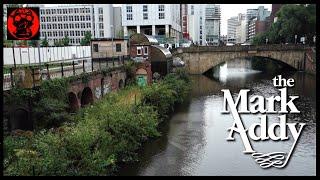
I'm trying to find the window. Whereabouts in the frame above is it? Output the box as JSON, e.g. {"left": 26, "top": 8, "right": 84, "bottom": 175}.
{"left": 137, "top": 47, "right": 142, "bottom": 55}
{"left": 41, "top": 17, "right": 45, "bottom": 22}
{"left": 69, "top": 8, "right": 73, "bottom": 13}
{"left": 52, "top": 17, "right": 57, "bottom": 22}
{"left": 74, "top": 8, "right": 79, "bottom": 13}
{"left": 144, "top": 46, "right": 148, "bottom": 55}
{"left": 86, "top": 8, "right": 90, "bottom": 13}
{"left": 40, "top": 10, "right": 45, "bottom": 14}
{"left": 86, "top": 15, "right": 90, "bottom": 21}
{"left": 64, "top": 24, "right": 68, "bottom": 29}
{"left": 58, "top": 24, "right": 62, "bottom": 29}
{"left": 93, "top": 44, "right": 98, "bottom": 52}
{"left": 126, "top": 6, "right": 132, "bottom": 13}
{"left": 80, "top": 8, "right": 85, "bottom": 13}
{"left": 81, "top": 23, "right": 86, "bottom": 28}
{"left": 63, "top": 16, "right": 67, "bottom": 21}
{"left": 75, "top": 16, "right": 79, "bottom": 21}
{"left": 81, "top": 31, "right": 85, "bottom": 36}
{"left": 47, "top": 24, "right": 52, "bottom": 29}
{"left": 46, "top": 17, "right": 51, "bottom": 22}
{"left": 116, "top": 44, "right": 121, "bottom": 52}
{"left": 127, "top": 14, "right": 133, "bottom": 20}
{"left": 70, "top": 31, "right": 74, "bottom": 36}
{"left": 143, "top": 13, "right": 148, "bottom": 20}
{"left": 69, "top": 16, "right": 73, "bottom": 21}
{"left": 52, "top": 9, "right": 56, "bottom": 14}
{"left": 191, "top": 5, "right": 194, "bottom": 15}
{"left": 86, "top": 23, "right": 91, "bottom": 28}
{"left": 53, "top": 24, "right": 57, "bottom": 29}
{"left": 41, "top": 24, "right": 46, "bottom": 29}
{"left": 59, "top": 31, "right": 63, "bottom": 36}
{"left": 143, "top": 5, "right": 148, "bottom": 12}
{"left": 159, "top": 13, "right": 165, "bottom": 19}
{"left": 99, "top": 31, "right": 104, "bottom": 37}
{"left": 70, "top": 24, "right": 74, "bottom": 29}
{"left": 58, "top": 9, "right": 62, "bottom": 14}
{"left": 46, "top": 9, "right": 50, "bottom": 14}
{"left": 99, "top": 15, "right": 103, "bottom": 22}
{"left": 76, "top": 31, "right": 80, "bottom": 36}
{"left": 98, "top": 8, "right": 103, "bottom": 14}
{"left": 159, "top": 5, "right": 165, "bottom": 11}
{"left": 63, "top": 9, "right": 67, "bottom": 14}
{"left": 65, "top": 31, "right": 69, "bottom": 36}
{"left": 99, "top": 23, "right": 104, "bottom": 29}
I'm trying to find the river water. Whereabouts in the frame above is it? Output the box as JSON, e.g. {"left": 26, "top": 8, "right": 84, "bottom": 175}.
{"left": 118, "top": 59, "right": 316, "bottom": 176}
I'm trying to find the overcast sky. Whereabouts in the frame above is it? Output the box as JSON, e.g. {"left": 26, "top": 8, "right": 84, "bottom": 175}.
{"left": 44, "top": 4, "right": 272, "bottom": 36}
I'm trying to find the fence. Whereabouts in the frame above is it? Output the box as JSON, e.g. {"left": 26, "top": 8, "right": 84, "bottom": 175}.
{"left": 3, "top": 46, "right": 91, "bottom": 65}
{"left": 3, "top": 55, "right": 131, "bottom": 91}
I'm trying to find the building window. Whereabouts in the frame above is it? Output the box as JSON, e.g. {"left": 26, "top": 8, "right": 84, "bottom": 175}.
{"left": 159, "top": 5, "right": 165, "bottom": 11}
{"left": 68, "top": 8, "right": 73, "bottom": 13}
{"left": 144, "top": 46, "right": 148, "bottom": 55}
{"left": 41, "top": 24, "right": 46, "bottom": 29}
{"left": 41, "top": 17, "right": 45, "bottom": 22}
{"left": 53, "top": 24, "right": 57, "bottom": 29}
{"left": 191, "top": 5, "right": 194, "bottom": 15}
{"left": 99, "top": 23, "right": 104, "bottom": 29}
{"left": 116, "top": 44, "right": 121, "bottom": 52}
{"left": 86, "top": 15, "right": 91, "bottom": 21}
{"left": 74, "top": 8, "right": 79, "bottom": 13}
{"left": 70, "top": 31, "right": 74, "bottom": 36}
{"left": 80, "top": 8, "right": 85, "bottom": 13}
{"left": 86, "top": 8, "right": 90, "bottom": 13}
{"left": 137, "top": 47, "right": 142, "bottom": 55}
{"left": 99, "top": 31, "right": 104, "bottom": 37}
{"left": 81, "top": 31, "right": 85, "bottom": 36}
{"left": 143, "top": 5, "right": 148, "bottom": 12}
{"left": 65, "top": 31, "right": 69, "bottom": 36}
{"left": 46, "top": 9, "right": 50, "bottom": 14}
{"left": 69, "top": 16, "right": 73, "bottom": 21}
{"left": 127, "top": 14, "right": 133, "bottom": 20}
{"left": 47, "top": 24, "right": 52, "bottom": 29}
{"left": 75, "top": 23, "right": 79, "bottom": 28}
{"left": 63, "top": 9, "right": 67, "bottom": 14}
{"left": 40, "top": 10, "right": 45, "bottom": 14}
{"left": 93, "top": 44, "right": 98, "bottom": 52}
{"left": 99, "top": 15, "right": 103, "bottom": 22}
{"left": 86, "top": 23, "right": 91, "bottom": 28}
{"left": 98, "top": 8, "right": 103, "bottom": 14}
{"left": 143, "top": 13, "right": 148, "bottom": 20}
{"left": 58, "top": 9, "right": 62, "bottom": 14}
{"left": 52, "top": 17, "right": 57, "bottom": 22}
{"left": 159, "top": 13, "right": 165, "bottom": 19}
{"left": 126, "top": 6, "right": 132, "bottom": 13}
{"left": 59, "top": 31, "right": 63, "bottom": 36}
{"left": 52, "top": 9, "right": 56, "bottom": 14}
{"left": 70, "top": 24, "right": 74, "bottom": 29}
{"left": 81, "top": 23, "right": 85, "bottom": 28}
{"left": 75, "top": 16, "right": 79, "bottom": 21}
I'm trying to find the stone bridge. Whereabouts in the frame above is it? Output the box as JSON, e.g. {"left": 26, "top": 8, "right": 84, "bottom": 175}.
{"left": 172, "top": 45, "right": 316, "bottom": 74}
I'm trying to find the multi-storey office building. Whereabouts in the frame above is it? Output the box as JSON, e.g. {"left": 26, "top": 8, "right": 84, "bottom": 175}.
{"left": 205, "top": 4, "right": 221, "bottom": 46}
{"left": 187, "top": 4, "right": 206, "bottom": 46}
{"left": 39, "top": 4, "right": 115, "bottom": 46}
{"left": 121, "top": 4, "right": 182, "bottom": 44}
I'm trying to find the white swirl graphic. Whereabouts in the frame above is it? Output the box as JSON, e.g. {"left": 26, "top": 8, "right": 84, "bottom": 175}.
{"left": 251, "top": 152, "right": 287, "bottom": 168}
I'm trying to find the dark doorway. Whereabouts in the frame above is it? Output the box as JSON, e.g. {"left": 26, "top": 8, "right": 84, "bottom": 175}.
{"left": 81, "top": 87, "right": 94, "bottom": 107}
{"left": 12, "top": 108, "right": 32, "bottom": 131}
{"left": 68, "top": 92, "right": 79, "bottom": 112}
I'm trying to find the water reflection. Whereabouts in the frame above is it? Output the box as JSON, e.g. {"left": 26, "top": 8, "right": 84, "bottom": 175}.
{"left": 118, "top": 58, "right": 316, "bottom": 176}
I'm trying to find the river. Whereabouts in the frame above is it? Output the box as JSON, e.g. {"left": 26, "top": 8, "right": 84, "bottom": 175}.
{"left": 117, "top": 58, "right": 316, "bottom": 176}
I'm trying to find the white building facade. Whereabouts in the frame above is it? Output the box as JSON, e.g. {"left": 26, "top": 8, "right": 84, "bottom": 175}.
{"left": 187, "top": 4, "right": 206, "bottom": 46}
{"left": 121, "top": 4, "right": 182, "bottom": 44}
{"left": 39, "top": 4, "right": 115, "bottom": 46}
{"left": 205, "top": 4, "right": 221, "bottom": 46}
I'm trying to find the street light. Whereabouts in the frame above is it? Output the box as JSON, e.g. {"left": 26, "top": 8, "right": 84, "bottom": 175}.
{"left": 266, "top": 38, "right": 268, "bottom": 45}
{"left": 295, "top": 35, "right": 297, "bottom": 44}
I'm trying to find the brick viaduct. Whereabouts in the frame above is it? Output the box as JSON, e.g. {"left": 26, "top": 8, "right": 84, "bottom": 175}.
{"left": 172, "top": 44, "right": 316, "bottom": 75}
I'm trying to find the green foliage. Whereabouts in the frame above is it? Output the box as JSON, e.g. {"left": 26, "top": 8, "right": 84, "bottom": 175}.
{"left": 124, "top": 61, "right": 136, "bottom": 85}
{"left": 80, "top": 31, "right": 92, "bottom": 46}
{"left": 4, "top": 70, "right": 191, "bottom": 175}
{"left": 41, "top": 36, "right": 49, "bottom": 47}
{"left": 62, "top": 35, "right": 70, "bottom": 46}
{"left": 142, "top": 69, "right": 191, "bottom": 120}
{"left": 252, "top": 4, "right": 316, "bottom": 45}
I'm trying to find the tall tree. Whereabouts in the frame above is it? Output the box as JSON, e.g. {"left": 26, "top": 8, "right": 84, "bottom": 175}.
{"left": 62, "top": 35, "right": 70, "bottom": 46}
{"left": 41, "top": 36, "right": 49, "bottom": 47}
{"left": 80, "top": 31, "right": 92, "bottom": 46}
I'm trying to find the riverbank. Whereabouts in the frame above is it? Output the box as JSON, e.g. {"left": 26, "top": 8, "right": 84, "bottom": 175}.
{"left": 3, "top": 69, "right": 191, "bottom": 176}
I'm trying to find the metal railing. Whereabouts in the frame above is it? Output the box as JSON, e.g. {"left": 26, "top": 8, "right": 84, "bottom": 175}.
{"left": 3, "top": 55, "right": 131, "bottom": 91}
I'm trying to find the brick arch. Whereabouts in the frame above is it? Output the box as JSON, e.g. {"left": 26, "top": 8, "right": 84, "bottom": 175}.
{"left": 12, "top": 108, "right": 32, "bottom": 131}
{"left": 68, "top": 92, "right": 79, "bottom": 112}
{"left": 81, "top": 87, "right": 94, "bottom": 107}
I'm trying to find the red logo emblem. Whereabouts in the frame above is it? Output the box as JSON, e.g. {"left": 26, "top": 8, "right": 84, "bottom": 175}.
{"left": 7, "top": 7, "right": 40, "bottom": 40}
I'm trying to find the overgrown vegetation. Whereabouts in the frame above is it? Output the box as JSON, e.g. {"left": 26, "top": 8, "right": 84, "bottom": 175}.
{"left": 4, "top": 69, "right": 191, "bottom": 175}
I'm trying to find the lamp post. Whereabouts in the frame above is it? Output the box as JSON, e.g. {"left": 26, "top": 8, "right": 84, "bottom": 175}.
{"left": 295, "top": 35, "right": 297, "bottom": 44}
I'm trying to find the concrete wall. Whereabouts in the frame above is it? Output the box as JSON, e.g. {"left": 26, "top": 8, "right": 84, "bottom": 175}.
{"left": 4, "top": 46, "right": 91, "bottom": 65}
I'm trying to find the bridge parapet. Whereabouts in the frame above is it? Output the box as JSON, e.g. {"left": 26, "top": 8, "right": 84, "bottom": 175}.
{"left": 172, "top": 44, "right": 309, "bottom": 54}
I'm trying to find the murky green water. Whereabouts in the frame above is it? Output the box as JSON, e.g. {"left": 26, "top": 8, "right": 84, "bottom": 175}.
{"left": 118, "top": 59, "right": 316, "bottom": 176}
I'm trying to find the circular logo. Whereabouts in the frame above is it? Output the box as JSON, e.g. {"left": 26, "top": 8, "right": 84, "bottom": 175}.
{"left": 7, "top": 8, "right": 40, "bottom": 40}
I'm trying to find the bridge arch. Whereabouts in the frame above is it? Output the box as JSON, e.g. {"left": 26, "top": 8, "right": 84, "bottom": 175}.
{"left": 12, "top": 108, "right": 32, "bottom": 131}
{"left": 81, "top": 87, "right": 94, "bottom": 107}
{"left": 68, "top": 92, "right": 79, "bottom": 112}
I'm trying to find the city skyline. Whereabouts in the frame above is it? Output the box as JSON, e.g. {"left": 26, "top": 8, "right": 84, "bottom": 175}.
{"left": 44, "top": 4, "right": 272, "bottom": 36}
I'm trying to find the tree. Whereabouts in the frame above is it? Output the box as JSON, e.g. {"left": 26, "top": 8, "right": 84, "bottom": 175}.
{"left": 62, "top": 35, "right": 70, "bottom": 46}
{"left": 54, "top": 40, "right": 63, "bottom": 47}
{"left": 116, "top": 29, "right": 124, "bottom": 38}
{"left": 80, "top": 31, "right": 92, "bottom": 46}
{"left": 41, "top": 36, "right": 49, "bottom": 47}
{"left": 252, "top": 4, "right": 316, "bottom": 45}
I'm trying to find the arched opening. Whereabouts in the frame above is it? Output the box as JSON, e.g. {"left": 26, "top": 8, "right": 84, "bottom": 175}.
{"left": 81, "top": 87, "right": 94, "bottom": 107}
{"left": 12, "top": 108, "right": 32, "bottom": 131}
{"left": 68, "top": 92, "right": 79, "bottom": 112}
{"left": 101, "top": 78, "right": 104, "bottom": 97}
{"left": 118, "top": 79, "right": 124, "bottom": 89}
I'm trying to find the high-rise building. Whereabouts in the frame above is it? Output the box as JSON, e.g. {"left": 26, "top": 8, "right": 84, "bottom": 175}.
{"left": 205, "top": 4, "right": 221, "bottom": 46}
{"left": 121, "top": 4, "right": 182, "bottom": 44}
{"left": 245, "top": 6, "right": 270, "bottom": 41}
{"left": 227, "top": 16, "right": 238, "bottom": 44}
{"left": 181, "top": 4, "right": 189, "bottom": 40}
{"left": 187, "top": 4, "right": 206, "bottom": 46}
{"left": 227, "top": 13, "right": 246, "bottom": 44}
{"left": 38, "top": 4, "right": 116, "bottom": 45}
